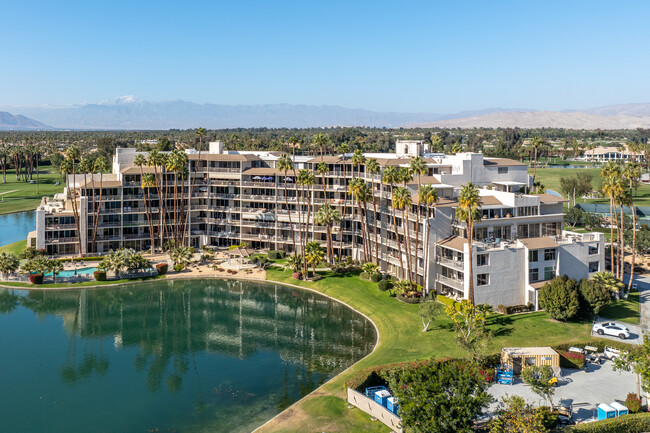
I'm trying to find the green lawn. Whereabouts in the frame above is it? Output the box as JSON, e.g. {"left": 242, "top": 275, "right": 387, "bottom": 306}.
{"left": 258, "top": 267, "right": 593, "bottom": 433}
{"left": 0, "top": 239, "right": 27, "bottom": 255}
{"left": 0, "top": 168, "right": 64, "bottom": 214}
{"left": 599, "top": 291, "right": 640, "bottom": 324}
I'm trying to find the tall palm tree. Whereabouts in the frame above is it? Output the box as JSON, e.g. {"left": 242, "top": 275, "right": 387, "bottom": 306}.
{"left": 601, "top": 162, "right": 623, "bottom": 275}
{"left": 410, "top": 156, "right": 427, "bottom": 281}
{"left": 348, "top": 179, "right": 371, "bottom": 260}
{"left": 314, "top": 203, "right": 340, "bottom": 264}
{"left": 297, "top": 169, "right": 315, "bottom": 276}
{"left": 316, "top": 161, "right": 332, "bottom": 259}
{"left": 531, "top": 136, "right": 544, "bottom": 184}
{"left": 419, "top": 184, "right": 439, "bottom": 295}
{"left": 64, "top": 146, "right": 83, "bottom": 255}
{"left": 135, "top": 154, "right": 155, "bottom": 253}
{"left": 277, "top": 154, "right": 297, "bottom": 254}
{"left": 148, "top": 150, "right": 168, "bottom": 250}
{"left": 0, "top": 143, "right": 8, "bottom": 184}
{"left": 166, "top": 150, "right": 185, "bottom": 246}
{"left": 615, "top": 188, "right": 630, "bottom": 280}
{"left": 382, "top": 166, "right": 405, "bottom": 279}
{"left": 351, "top": 149, "right": 366, "bottom": 256}
{"left": 188, "top": 127, "right": 207, "bottom": 244}
{"left": 622, "top": 162, "right": 641, "bottom": 292}
{"left": 338, "top": 143, "right": 349, "bottom": 259}
{"left": 366, "top": 158, "right": 381, "bottom": 265}
{"left": 399, "top": 167, "right": 414, "bottom": 282}
{"left": 394, "top": 186, "right": 414, "bottom": 284}
{"left": 91, "top": 156, "right": 109, "bottom": 254}
{"left": 456, "top": 183, "right": 481, "bottom": 305}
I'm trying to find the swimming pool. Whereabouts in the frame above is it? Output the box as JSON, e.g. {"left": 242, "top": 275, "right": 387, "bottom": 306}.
{"left": 44, "top": 267, "right": 97, "bottom": 277}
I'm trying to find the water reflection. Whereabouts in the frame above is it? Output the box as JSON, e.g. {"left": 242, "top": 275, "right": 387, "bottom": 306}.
{"left": 0, "top": 279, "right": 375, "bottom": 433}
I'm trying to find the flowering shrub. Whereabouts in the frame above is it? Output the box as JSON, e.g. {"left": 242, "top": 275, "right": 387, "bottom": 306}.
{"left": 156, "top": 263, "right": 168, "bottom": 275}
{"left": 479, "top": 368, "right": 495, "bottom": 382}
{"left": 626, "top": 393, "right": 643, "bottom": 413}
{"left": 29, "top": 273, "right": 43, "bottom": 284}
{"left": 559, "top": 351, "right": 586, "bottom": 369}
{"left": 292, "top": 272, "right": 302, "bottom": 280}
{"left": 93, "top": 270, "right": 107, "bottom": 281}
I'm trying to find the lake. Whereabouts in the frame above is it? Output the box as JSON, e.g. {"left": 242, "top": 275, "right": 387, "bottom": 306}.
{"left": 0, "top": 210, "right": 35, "bottom": 247}
{"left": 0, "top": 279, "right": 376, "bottom": 433}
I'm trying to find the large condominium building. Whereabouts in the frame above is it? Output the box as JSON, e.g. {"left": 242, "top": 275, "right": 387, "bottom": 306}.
{"left": 30, "top": 140, "right": 604, "bottom": 308}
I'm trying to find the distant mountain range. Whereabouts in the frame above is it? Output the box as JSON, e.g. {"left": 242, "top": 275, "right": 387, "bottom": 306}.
{"left": 0, "top": 111, "right": 53, "bottom": 130}
{"left": 4, "top": 97, "right": 650, "bottom": 130}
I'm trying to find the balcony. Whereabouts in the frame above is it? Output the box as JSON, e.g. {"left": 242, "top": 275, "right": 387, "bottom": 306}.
{"left": 45, "top": 223, "right": 77, "bottom": 230}
{"left": 437, "top": 275, "right": 464, "bottom": 291}
{"left": 45, "top": 237, "right": 79, "bottom": 244}
{"left": 437, "top": 256, "right": 464, "bottom": 271}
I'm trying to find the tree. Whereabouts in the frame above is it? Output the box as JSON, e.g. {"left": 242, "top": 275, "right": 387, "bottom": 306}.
{"left": 601, "top": 162, "right": 623, "bottom": 274}
{"left": 410, "top": 156, "right": 427, "bottom": 283}
{"left": 419, "top": 301, "right": 443, "bottom": 332}
{"left": 366, "top": 158, "right": 381, "bottom": 265}
{"left": 623, "top": 162, "right": 641, "bottom": 293}
{"left": 316, "top": 161, "right": 333, "bottom": 260}
{"left": 297, "top": 169, "right": 315, "bottom": 276}
{"left": 521, "top": 365, "right": 556, "bottom": 408}
{"left": 382, "top": 166, "right": 405, "bottom": 279}
{"left": 305, "top": 241, "right": 324, "bottom": 278}
{"left": 314, "top": 203, "right": 340, "bottom": 264}
{"left": 559, "top": 172, "right": 592, "bottom": 206}
{"left": 277, "top": 154, "right": 297, "bottom": 254}
{"left": 445, "top": 300, "right": 492, "bottom": 363}
{"left": 394, "top": 185, "right": 414, "bottom": 283}
{"left": 284, "top": 253, "right": 302, "bottom": 273}
{"left": 579, "top": 278, "right": 611, "bottom": 315}
{"left": 592, "top": 271, "right": 624, "bottom": 297}
{"left": 613, "top": 333, "right": 650, "bottom": 399}
{"left": 582, "top": 212, "right": 603, "bottom": 230}
{"left": 91, "top": 156, "right": 109, "bottom": 253}
{"left": 420, "top": 184, "right": 439, "bottom": 295}
{"left": 98, "top": 249, "right": 130, "bottom": 277}
{"left": 387, "top": 360, "right": 491, "bottom": 433}
{"left": 20, "top": 255, "right": 52, "bottom": 275}
{"left": 538, "top": 276, "right": 580, "bottom": 320}
{"left": 63, "top": 146, "right": 83, "bottom": 255}
{"left": 530, "top": 136, "right": 544, "bottom": 184}
{"left": 169, "top": 246, "right": 194, "bottom": 268}
{"left": 456, "top": 183, "right": 481, "bottom": 305}
{"left": 0, "top": 252, "right": 19, "bottom": 279}
{"left": 49, "top": 259, "right": 63, "bottom": 284}
{"left": 563, "top": 207, "right": 583, "bottom": 228}
{"left": 489, "top": 395, "right": 549, "bottom": 433}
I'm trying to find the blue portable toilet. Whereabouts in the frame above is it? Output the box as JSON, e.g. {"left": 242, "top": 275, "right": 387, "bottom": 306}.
{"left": 387, "top": 397, "right": 399, "bottom": 415}
{"left": 365, "top": 386, "right": 386, "bottom": 398}
{"left": 375, "top": 389, "right": 390, "bottom": 407}
{"left": 597, "top": 403, "right": 616, "bottom": 420}
{"left": 610, "top": 402, "right": 629, "bottom": 416}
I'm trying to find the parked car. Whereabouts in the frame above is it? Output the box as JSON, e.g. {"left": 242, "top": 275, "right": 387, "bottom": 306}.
{"left": 592, "top": 322, "right": 630, "bottom": 339}
{"left": 604, "top": 346, "right": 622, "bottom": 359}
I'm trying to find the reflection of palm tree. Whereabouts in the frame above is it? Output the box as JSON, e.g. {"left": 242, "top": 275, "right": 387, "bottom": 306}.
{"left": 0, "top": 289, "right": 20, "bottom": 314}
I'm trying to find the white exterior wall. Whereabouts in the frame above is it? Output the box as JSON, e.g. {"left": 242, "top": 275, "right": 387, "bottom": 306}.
{"left": 557, "top": 240, "right": 604, "bottom": 280}
{"left": 35, "top": 209, "right": 45, "bottom": 250}
{"left": 473, "top": 246, "right": 526, "bottom": 306}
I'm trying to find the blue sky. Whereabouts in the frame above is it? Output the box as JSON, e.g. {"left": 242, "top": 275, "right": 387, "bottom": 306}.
{"left": 2, "top": 0, "right": 650, "bottom": 113}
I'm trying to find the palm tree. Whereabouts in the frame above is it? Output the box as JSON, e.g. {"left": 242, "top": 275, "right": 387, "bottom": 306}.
{"left": 297, "top": 169, "right": 315, "bottom": 276}
{"left": 338, "top": 143, "right": 350, "bottom": 257}
{"left": 91, "top": 156, "right": 109, "bottom": 253}
{"left": 456, "top": 183, "right": 482, "bottom": 305}
{"left": 615, "top": 188, "right": 630, "bottom": 280}
{"left": 148, "top": 150, "right": 168, "bottom": 250}
{"left": 348, "top": 179, "right": 372, "bottom": 261}
{"left": 622, "top": 162, "right": 641, "bottom": 292}
{"left": 593, "top": 271, "right": 625, "bottom": 298}
{"left": 49, "top": 259, "right": 63, "bottom": 284}
{"left": 188, "top": 128, "right": 207, "bottom": 244}
{"left": 166, "top": 150, "right": 189, "bottom": 246}
{"left": 316, "top": 161, "right": 332, "bottom": 259}
{"left": 410, "top": 156, "right": 427, "bottom": 282}
{"left": 419, "top": 184, "right": 438, "bottom": 295}
{"left": 314, "top": 203, "right": 340, "bottom": 264}
{"left": 277, "top": 154, "right": 297, "bottom": 254}
{"left": 63, "top": 146, "right": 83, "bottom": 255}
{"left": 169, "top": 246, "right": 194, "bottom": 269}
{"left": 79, "top": 157, "right": 94, "bottom": 250}
{"left": 530, "top": 136, "right": 544, "bottom": 184}
{"left": 0, "top": 143, "right": 8, "bottom": 184}
{"left": 135, "top": 152, "right": 156, "bottom": 254}
{"left": 394, "top": 186, "right": 414, "bottom": 284}
{"left": 366, "top": 158, "right": 381, "bottom": 265}
{"left": 0, "top": 252, "right": 19, "bottom": 280}
{"left": 382, "top": 166, "right": 405, "bottom": 279}
{"left": 305, "top": 241, "right": 324, "bottom": 279}
{"left": 601, "top": 162, "right": 623, "bottom": 275}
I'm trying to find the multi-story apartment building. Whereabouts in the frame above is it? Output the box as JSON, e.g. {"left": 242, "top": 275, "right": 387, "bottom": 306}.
{"left": 30, "top": 140, "right": 604, "bottom": 308}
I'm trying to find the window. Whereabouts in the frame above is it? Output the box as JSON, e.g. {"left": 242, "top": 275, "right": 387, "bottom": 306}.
{"left": 589, "top": 245, "right": 599, "bottom": 255}
{"left": 498, "top": 167, "right": 509, "bottom": 174}
{"left": 477, "top": 273, "right": 489, "bottom": 286}
{"left": 544, "top": 267, "right": 555, "bottom": 280}
{"left": 477, "top": 254, "right": 488, "bottom": 266}
{"left": 529, "top": 268, "right": 539, "bottom": 282}
{"left": 589, "top": 261, "right": 599, "bottom": 272}
{"left": 529, "top": 250, "right": 538, "bottom": 262}
{"left": 544, "top": 248, "right": 556, "bottom": 261}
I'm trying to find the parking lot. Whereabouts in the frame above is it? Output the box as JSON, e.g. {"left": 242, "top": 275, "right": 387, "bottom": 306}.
{"left": 488, "top": 359, "right": 637, "bottom": 422}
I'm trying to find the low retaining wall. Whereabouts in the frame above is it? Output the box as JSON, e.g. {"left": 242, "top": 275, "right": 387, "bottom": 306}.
{"left": 347, "top": 387, "right": 402, "bottom": 433}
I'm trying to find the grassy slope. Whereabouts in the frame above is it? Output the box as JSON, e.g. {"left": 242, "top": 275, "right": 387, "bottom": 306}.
{"left": 0, "top": 239, "right": 27, "bottom": 255}
{"left": 257, "top": 267, "right": 592, "bottom": 433}
{"left": 0, "top": 168, "right": 64, "bottom": 214}
{"left": 599, "top": 291, "right": 640, "bottom": 324}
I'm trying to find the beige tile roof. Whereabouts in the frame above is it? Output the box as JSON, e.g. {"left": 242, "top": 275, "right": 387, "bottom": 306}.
{"left": 189, "top": 153, "right": 258, "bottom": 161}
{"left": 306, "top": 155, "right": 346, "bottom": 164}
{"left": 479, "top": 196, "right": 503, "bottom": 206}
{"left": 520, "top": 236, "right": 560, "bottom": 250}
{"left": 437, "top": 235, "right": 467, "bottom": 252}
{"left": 484, "top": 158, "right": 527, "bottom": 167}
{"left": 536, "top": 193, "right": 569, "bottom": 204}
{"left": 242, "top": 167, "right": 281, "bottom": 176}
{"left": 406, "top": 175, "right": 441, "bottom": 185}
{"left": 80, "top": 180, "right": 123, "bottom": 188}
{"left": 120, "top": 166, "right": 156, "bottom": 175}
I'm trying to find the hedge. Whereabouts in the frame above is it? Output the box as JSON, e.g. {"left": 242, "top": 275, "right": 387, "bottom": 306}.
{"left": 496, "top": 304, "right": 534, "bottom": 314}
{"left": 268, "top": 250, "right": 285, "bottom": 260}
{"left": 563, "top": 412, "right": 650, "bottom": 432}
{"left": 93, "top": 270, "right": 107, "bottom": 281}
{"left": 29, "top": 273, "right": 44, "bottom": 284}
{"left": 437, "top": 295, "right": 459, "bottom": 310}
{"left": 57, "top": 256, "right": 104, "bottom": 262}
{"left": 371, "top": 272, "right": 382, "bottom": 282}
{"left": 156, "top": 263, "right": 168, "bottom": 275}
{"left": 559, "top": 351, "right": 586, "bottom": 369}
{"left": 377, "top": 279, "right": 391, "bottom": 291}
{"left": 552, "top": 339, "right": 636, "bottom": 354}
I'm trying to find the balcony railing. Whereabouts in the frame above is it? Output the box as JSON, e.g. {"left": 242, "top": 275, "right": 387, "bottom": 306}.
{"left": 437, "top": 256, "right": 464, "bottom": 270}
{"left": 45, "top": 237, "right": 79, "bottom": 244}
{"left": 437, "top": 275, "right": 464, "bottom": 290}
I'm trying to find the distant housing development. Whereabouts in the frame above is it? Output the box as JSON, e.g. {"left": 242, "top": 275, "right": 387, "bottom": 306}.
{"left": 30, "top": 140, "right": 604, "bottom": 308}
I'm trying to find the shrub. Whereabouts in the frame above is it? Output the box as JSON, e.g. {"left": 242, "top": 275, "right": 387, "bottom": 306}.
{"left": 173, "top": 264, "right": 184, "bottom": 272}
{"left": 579, "top": 278, "right": 612, "bottom": 315}
{"left": 626, "top": 393, "right": 643, "bottom": 413}
{"left": 497, "top": 304, "right": 533, "bottom": 314}
{"left": 292, "top": 272, "right": 302, "bottom": 280}
{"left": 538, "top": 276, "right": 580, "bottom": 320}
{"left": 156, "top": 263, "right": 168, "bottom": 275}
{"left": 378, "top": 279, "right": 391, "bottom": 291}
{"left": 437, "top": 295, "right": 459, "bottom": 310}
{"left": 371, "top": 272, "right": 382, "bottom": 283}
{"left": 559, "top": 351, "right": 586, "bottom": 369}
{"left": 29, "top": 273, "right": 43, "bottom": 284}
{"left": 563, "top": 412, "right": 650, "bottom": 432}
{"left": 93, "top": 270, "right": 107, "bottom": 281}
{"left": 359, "top": 272, "right": 370, "bottom": 280}
{"left": 268, "top": 251, "right": 280, "bottom": 260}
{"left": 536, "top": 406, "right": 559, "bottom": 429}
{"left": 397, "top": 294, "right": 425, "bottom": 304}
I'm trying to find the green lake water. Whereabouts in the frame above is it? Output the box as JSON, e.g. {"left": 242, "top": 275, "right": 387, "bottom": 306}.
{"left": 0, "top": 279, "right": 376, "bottom": 433}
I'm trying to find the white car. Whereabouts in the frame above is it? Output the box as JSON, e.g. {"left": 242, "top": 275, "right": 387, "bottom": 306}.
{"left": 592, "top": 322, "right": 630, "bottom": 339}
